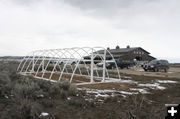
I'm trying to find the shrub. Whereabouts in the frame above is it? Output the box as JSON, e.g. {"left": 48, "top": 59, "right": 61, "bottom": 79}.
{"left": 10, "top": 99, "right": 42, "bottom": 119}
{"left": 0, "top": 72, "right": 11, "bottom": 97}
{"left": 49, "top": 82, "right": 68, "bottom": 99}
{"left": 0, "top": 61, "right": 18, "bottom": 73}
{"left": 9, "top": 72, "right": 22, "bottom": 82}
{"left": 12, "top": 77, "right": 44, "bottom": 100}
{"left": 32, "top": 79, "right": 52, "bottom": 92}
{"left": 68, "top": 97, "right": 86, "bottom": 107}
{"left": 68, "top": 84, "right": 77, "bottom": 96}
{"left": 104, "top": 96, "right": 119, "bottom": 103}
{"left": 59, "top": 81, "right": 70, "bottom": 91}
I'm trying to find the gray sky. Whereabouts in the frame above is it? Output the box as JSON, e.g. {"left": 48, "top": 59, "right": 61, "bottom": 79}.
{"left": 0, "top": 0, "right": 180, "bottom": 62}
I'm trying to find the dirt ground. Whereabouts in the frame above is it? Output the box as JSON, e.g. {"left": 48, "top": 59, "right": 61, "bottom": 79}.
{"left": 77, "top": 66, "right": 180, "bottom": 103}
{"left": 118, "top": 67, "right": 180, "bottom": 79}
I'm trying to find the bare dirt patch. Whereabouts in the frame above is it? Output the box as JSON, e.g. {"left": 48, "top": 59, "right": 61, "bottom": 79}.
{"left": 118, "top": 67, "right": 180, "bottom": 79}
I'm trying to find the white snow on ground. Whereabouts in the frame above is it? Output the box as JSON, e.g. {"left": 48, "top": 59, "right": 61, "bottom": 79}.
{"left": 119, "top": 80, "right": 138, "bottom": 84}
{"left": 4, "top": 95, "right": 9, "bottom": 99}
{"left": 37, "top": 94, "right": 44, "bottom": 98}
{"left": 138, "top": 83, "right": 166, "bottom": 90}
{"left": 157, "top": 80, "right": 177, "bottom": 83}
{"left": 77, "top": 79, "right": 177, "bottom": 99}
{"left": 86, "top": 89, "right": 116, "bottom": 94}
{"left": 77, "top": 79, "right": 138, "bottom": 86}
{"left": 85, "top": 89, "right": 115, "bottom": 98}
{"left": 95, "top": 93, "right": 110, "bottom": 98}
{"left": 40, "top": 112, "right": 49, "bottom": 117}
{"left": 119, "top": 91, "right": 138, "bottom": 95}
{"left": 67, "top": 97, "right": 71, "bottom": 100}
{"left": 130, "top": 88, "right": 150, "bottom": 94}
{"left": 80, "top": 88, "right": 140, "bottom": 98}
{"left": 104, "top": 79, "right": 138, "bottom": 84}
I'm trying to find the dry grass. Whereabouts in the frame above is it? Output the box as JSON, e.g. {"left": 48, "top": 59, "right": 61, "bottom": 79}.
{"left": 118, "top": 67, "right": 180, "bottom": 79}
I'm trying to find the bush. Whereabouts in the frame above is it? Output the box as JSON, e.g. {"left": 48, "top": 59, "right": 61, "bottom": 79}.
{"left": 12, "top": 77, "right": 44, "bottom": 100}
{"left": 68, "top": 84, "right": 77, "bottom": 96}
{"left": 0, "top": 72, "right": 11, "bottom": 97}
{"left": 104, "top": 96, "right": 119, "bottom": 103}
{"left": 10, "top": 99, "right": 42, "bottom": 119}
{"left": 32, "top": 78, "right": 52, "bottom": 92}
{"left": 49, "top": 81, "right": 69, "bottom": 99}
{"left": 0, "top": 61, "right": 18, "bottom": 73}
{"left": 68, "top": 97, "right": 86, "bottom": 107}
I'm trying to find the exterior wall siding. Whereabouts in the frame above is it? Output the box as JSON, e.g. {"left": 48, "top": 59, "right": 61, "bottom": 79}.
{"left": 111, "top": 48, "right": 155, "bottom": 61}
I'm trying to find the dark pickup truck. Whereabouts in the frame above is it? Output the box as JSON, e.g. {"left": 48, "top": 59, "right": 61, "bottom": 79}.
{"left": 97, "top": 59, "right": 134, "bottom": 69}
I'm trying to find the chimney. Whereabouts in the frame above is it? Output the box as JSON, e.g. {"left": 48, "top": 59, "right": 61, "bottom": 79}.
{"left": 116, "top": 45, "right": 120, "bottom": 49}
{"left": 127, "top": 45, "right": 130, "bottom": 48}
{"left": 107, "top": 47, "right": 110, "bottom": 50}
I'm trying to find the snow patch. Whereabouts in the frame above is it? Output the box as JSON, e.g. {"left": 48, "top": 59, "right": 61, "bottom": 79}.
{"left": 157, "top": 80, "right": 177, "bottom": 83}
{"left": 40, "top": 112, "right": 49, "bottom": 117}
{"left": 119, "top": 91, "right": 138, "bottom": 95}
{"left": 130, "top": 88, "right": 149, "bottom": 94}
{"left": 37, "top": 94, "right": 44, "bottom": 98}
{"left": 95, "top": 93, "right": 110, "bottom": 98}
{"left": 138, "top": 83, "right": 166, "bottom": 90}
{"left": 86, "top": 89, "right": 116, "bottom": 94}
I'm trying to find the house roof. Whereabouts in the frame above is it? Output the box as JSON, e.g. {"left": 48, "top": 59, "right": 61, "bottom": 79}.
{"left": 98, "top": 47, "right": 150, "bottom": 54}
{"left": 84, "top": 47, "right": 152, "bottom": 59}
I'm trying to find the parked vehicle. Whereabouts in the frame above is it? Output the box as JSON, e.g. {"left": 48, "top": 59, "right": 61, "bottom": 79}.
{"left": 143, "top": 60, "right": 169, "bottom": 72}
{"left": 96, "top": 60, "right": 114, "bottom": 68}
{"left": 97, "top": 59, "right": 134, "bottom": 69}
{"left": 116, "top": 59, "right": 134, "bottom": 69}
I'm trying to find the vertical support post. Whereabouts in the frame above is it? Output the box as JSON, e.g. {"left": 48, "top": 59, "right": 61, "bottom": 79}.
{"left": 102, "top": 49, "right": 106, "bottom": 82}
{"left": 90, "top": 49, "right": 94, "bottom": 83}
{"left": 42, "top": 59, "right": 44, "bottom": 72}
{"left": 41, "top": 51, "right": 45, "bottom": 72}
{"left": 32, "top": 52, "right": 35, "bottom": 72}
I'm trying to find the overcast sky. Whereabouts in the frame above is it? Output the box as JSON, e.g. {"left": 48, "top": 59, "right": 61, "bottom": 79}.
{"left": 0, "top": 0, "right": 180, "bottom": 62}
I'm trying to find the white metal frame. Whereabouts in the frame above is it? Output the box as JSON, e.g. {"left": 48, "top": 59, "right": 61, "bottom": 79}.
{"left": 17, "top": 47, "right": 121, "bottom": 84}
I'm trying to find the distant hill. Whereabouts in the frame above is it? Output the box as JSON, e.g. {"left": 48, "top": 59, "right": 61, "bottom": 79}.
{"left": 0, "top": 56, "right": 24, "bottom": 62}
{"left": 170, "top": 63, "right": 180, "bottom": 68}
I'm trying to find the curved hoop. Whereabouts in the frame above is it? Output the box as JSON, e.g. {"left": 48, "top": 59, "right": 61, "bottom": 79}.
{"left": 17, "top": 47, "right": 121, "bottom": 84}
